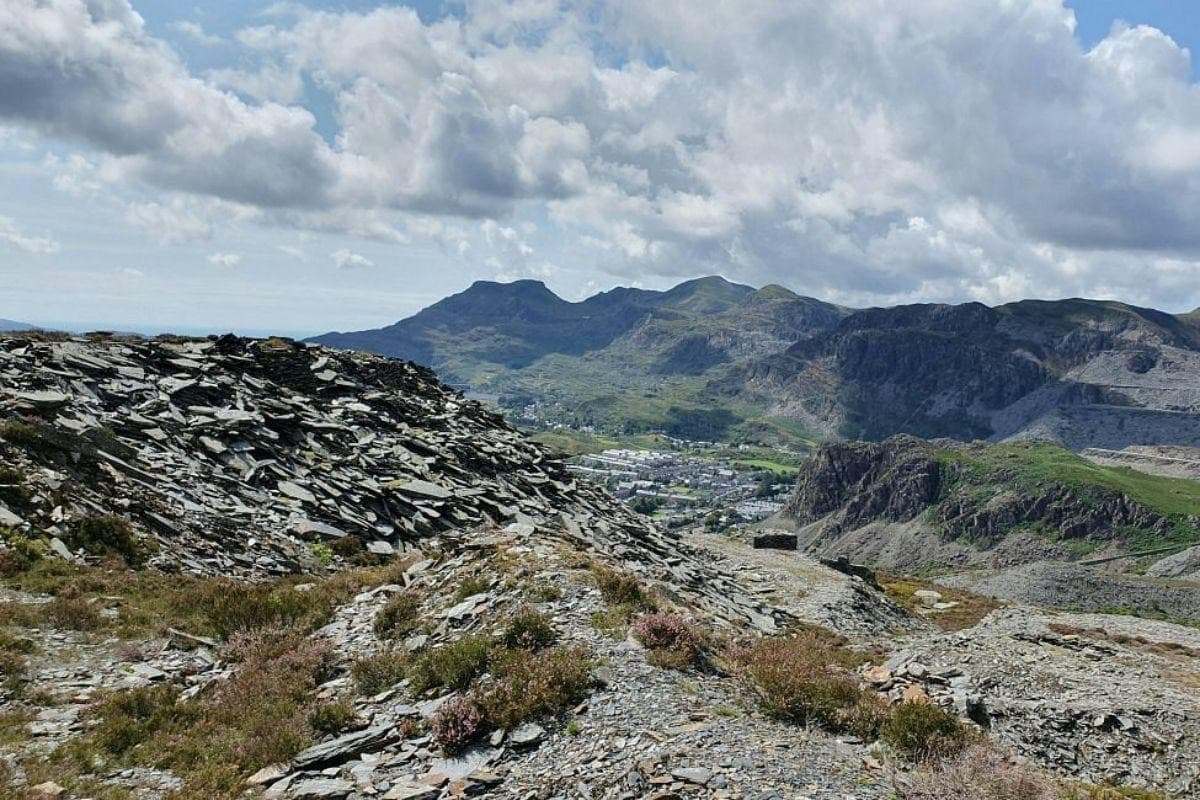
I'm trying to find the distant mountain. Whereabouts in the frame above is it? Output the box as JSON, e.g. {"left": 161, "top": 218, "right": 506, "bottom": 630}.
{"left": 311, "top": 277, "right": 846, "bottom": 442}
{"left": 0, "top": 319, "right": 34, "bottom": 331}
{"left": 312, "top": 279, "right": 1200, "bottom": 449}
{"left": 721, "top": 298, "right": 1200, "bottom": 448}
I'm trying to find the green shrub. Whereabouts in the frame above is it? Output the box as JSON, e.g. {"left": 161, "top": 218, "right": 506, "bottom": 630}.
{"left": 88, "top": 683, "right": 181, "bottom": 758}
{"left": 309, "top": 699, "right": 356, "bottom": 736}
{"left": 501, "top": 606, "right": 557, "bottom": 651}
{"left": 453, "top": 575, "right": 491, "bottom": 601}
{"left": 309, "top": 543, "right": 334, "bottom": 566}
{"left": 592, "top": 565, "right": 654, "bottom": 610}
{"left": 733, "top": 629, "right": 884, "bottom": 738}
{"left": 70, "top": 515, "right": 147, "bottom": 567}
{"left": 407, "top": 635, "right": 493, "bottom": 694}
{"left": 0, "top": 529, "right": 40, "bottom": 577}
{"left": 350, "top": 651, "right": 408, "bottom": 695}
{"left": 882, "top": 701, "right": 973, "bottom": 761}
{"left": 0, "top": 468, "right": 30, "bottom": 510}
{"left": 476, "top": 645, "right": 592, "bottom": 731}
{"left": 373, "top": 591, "right": 422, "bottom": 639}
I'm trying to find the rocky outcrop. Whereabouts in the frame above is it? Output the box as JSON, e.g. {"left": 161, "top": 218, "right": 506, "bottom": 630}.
{"left": 787, "top": 436, "right": 943, "bottom": 527}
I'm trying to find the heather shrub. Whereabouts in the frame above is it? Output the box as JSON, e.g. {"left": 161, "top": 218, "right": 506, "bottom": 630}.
{"left": 430, "top": 695, "right": 482, "bottom": 753}
{"left": 373, "top": 591, "right": 422, "bottom": 639}
{"left": 882, "top": 701, "right": 974, "bottom": 761}
{"left": 733, "top": 629, "right": 883, "bottom": 737}
{"left": 350, "top": 650, "right": 408, "bottom": 695}
{"left": 501, "top": 606, "right": 557, "bottom": 651}
{"left": 592, "top": 565, "right": 654, "bottom": 610}
{"left": 71, "top": 515, "right": 147, "bottom": 567}
{"left": 632, "top": 612, "right": 703, "bottom": 669}
{"left": 476, "top": 645, "right": 592, "bottom": 730}
{"left": 406, "top": 635, "right": 493, "bottom": 694}
{"left": 329, "top": 536, "right": 365, "bottom": 558}
{"left": 309, "top": 699, "right": 356, "bottom": 736}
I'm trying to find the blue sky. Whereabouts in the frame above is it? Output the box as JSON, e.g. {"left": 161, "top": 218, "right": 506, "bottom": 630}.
{"left": 1069, "top": 1, "right": 1200, "bottom": 65}
{"left": 4, "top": 1, "right": 1200, "bottom": 336}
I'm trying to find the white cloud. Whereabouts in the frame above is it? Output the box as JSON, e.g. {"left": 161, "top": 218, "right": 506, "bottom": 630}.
{"left": 208, "top": 252, "right": 242, "bottom": 267}
{"left": 277, "top": 244, "right": 306, "bottom": 259}
{"left": 6, "top": 1, "right": 1200, "bottom": 309}
{"left": 331, "top": 248, "right": 373, "bottom": 269}
{"left": 124, "top": 198, "right": 226, "bottom": 245}
{"left": 0, "top": 216, "right": 60, "bottom": 254}
{"left": 170, "top": 20, "right": 222, "bottom": 46}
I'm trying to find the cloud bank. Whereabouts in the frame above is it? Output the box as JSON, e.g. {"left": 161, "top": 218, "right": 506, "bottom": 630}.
{"left": 3, "top": 0, "right": 1200, "bottom": 310}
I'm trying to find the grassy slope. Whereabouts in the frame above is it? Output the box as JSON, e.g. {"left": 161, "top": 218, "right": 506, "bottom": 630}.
{"left": 938, "top": 441, "right": 1200, "bottom": 518}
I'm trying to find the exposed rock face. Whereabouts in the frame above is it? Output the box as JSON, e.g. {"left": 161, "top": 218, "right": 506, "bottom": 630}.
{"left": 787, "top": 436, "right": 943, "bottom": 527}
{"left": 724, "top": 298, "right": 1200, "bottom": 448}
{"left": 784, "top": 436, "right": 1187, "bottom": 569}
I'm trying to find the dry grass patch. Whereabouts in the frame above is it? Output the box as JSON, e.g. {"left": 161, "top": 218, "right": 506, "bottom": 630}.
{"left": 1049, "top": 623, "right": 1200, "bottom": 659}
{"left": 880, "top": 573, "right": 1001, "bottom": 631}
{"left": 898, "top": 743, "right": 1170, "bottom": 800}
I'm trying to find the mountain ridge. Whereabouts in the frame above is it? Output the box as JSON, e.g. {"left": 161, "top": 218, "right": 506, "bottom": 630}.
{"left": 311, "top": 278, "right": 1200, "bottom": 450}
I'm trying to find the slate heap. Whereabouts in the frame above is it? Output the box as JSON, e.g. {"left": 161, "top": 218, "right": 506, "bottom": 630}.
{"left": 0, "top": 334, "right": 627, "bottom": 574}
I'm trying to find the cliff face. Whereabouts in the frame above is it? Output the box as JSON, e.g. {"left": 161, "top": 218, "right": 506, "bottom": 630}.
{"left": 784, "top": 436, "right": 1195, "bottom": 568}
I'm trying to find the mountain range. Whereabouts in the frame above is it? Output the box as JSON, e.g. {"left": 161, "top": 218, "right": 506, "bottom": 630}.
{"left": 311, "top": 277, "right": 1200, "bottom": 450}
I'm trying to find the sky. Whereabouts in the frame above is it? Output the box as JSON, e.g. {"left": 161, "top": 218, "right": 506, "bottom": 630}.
{"left": 3, "top": 1, "right": 1200, "bottom": 336}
